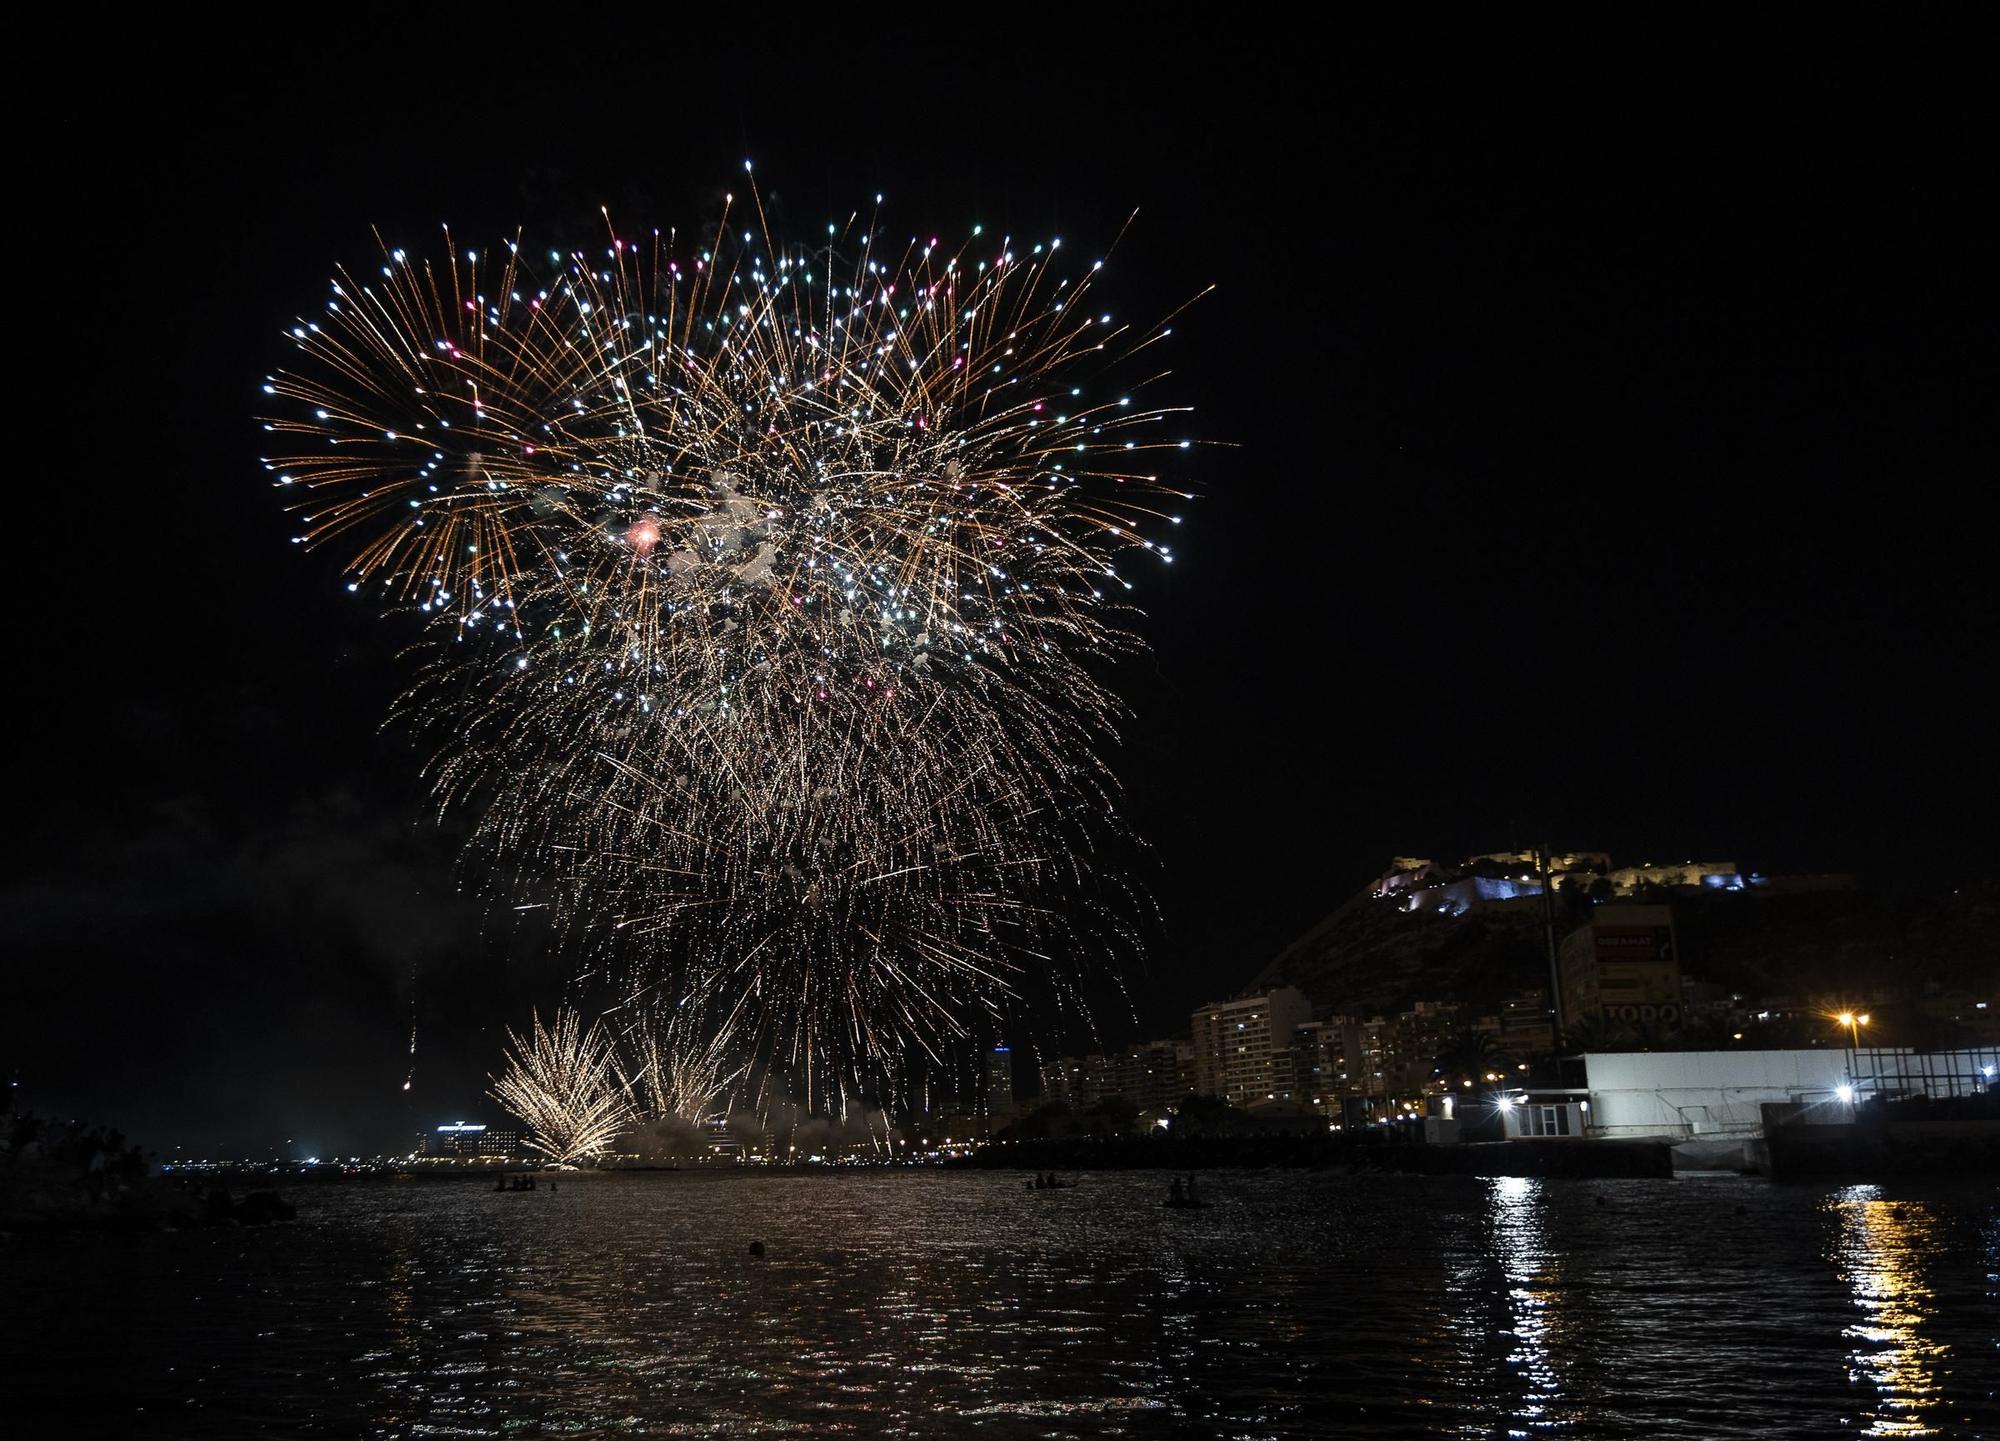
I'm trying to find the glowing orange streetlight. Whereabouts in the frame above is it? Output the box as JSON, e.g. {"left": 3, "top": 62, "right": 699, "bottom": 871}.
{"left": 1833, "top": 1011, "right": 1871, "bottom": 1105}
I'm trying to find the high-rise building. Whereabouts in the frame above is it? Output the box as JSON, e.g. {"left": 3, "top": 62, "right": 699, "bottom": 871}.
{"left": 1345, "top": 1016, "right": 1394, "bottom": 1099}
{"left": 1038, "top": 1054, "right": 1078, "bottom": 1107}
{"left": 1110, "top": 1040, "right": 1196, "bottom": 1113}
{"left": 1334, "top": 1004, "right": 1461, "bottom": 1104}
{"left": 982, "top": 1045, "right": 1017, "bottom": 1124}
{"left": 1190, "top": 987, "right": 1314, "bottom": 1110}
{"left": 1039, "top": 1041, "right": 1190, "bottom": 1115}
{"left": 1037, "top": 1051, "right": 1111, "bottom": 1110}
{"left": 1394, "top": 1001, "right": 1461, "bottom": 1094}
{"left": 1290, "top": 1019, "right": 1353, "bottom": 1116}
{"left": 1558, "top": 904, "right": 1684, "bottom": 1033}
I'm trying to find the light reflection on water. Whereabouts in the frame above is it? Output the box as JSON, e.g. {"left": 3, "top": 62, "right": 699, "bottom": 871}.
{"left": 3, "top": 1171, "right": 1995, "bottom": 1438}
{"left": 1826, "top": 1186, "right": 1953, "bottom": 1437}
{"left": 1486, "top": 1175, "right": 1569, "bottom": 1436}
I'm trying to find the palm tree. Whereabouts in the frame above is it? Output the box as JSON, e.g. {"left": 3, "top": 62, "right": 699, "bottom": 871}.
{"left": 1432, "top": 1029, "right": 1503, "bottom": 1090}
{"left": 1167, "top": 1092, "right": 1238, "bottom": 1136}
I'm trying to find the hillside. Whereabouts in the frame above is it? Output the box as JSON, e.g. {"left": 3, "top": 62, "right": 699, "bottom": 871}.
{"left": 1252, "top": 889, "right": 1553, "bottom": 1018}
{"left": 1252, "top": 876, "right": 1999, "bottom": 1018}
{"left": 1672, "top": 881, "right": 1999, "bottom": 999}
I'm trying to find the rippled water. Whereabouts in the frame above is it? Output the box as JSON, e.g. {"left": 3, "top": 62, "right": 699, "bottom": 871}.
{"left": 5, "top": 1171, "right": 1996, "bottom": 1437}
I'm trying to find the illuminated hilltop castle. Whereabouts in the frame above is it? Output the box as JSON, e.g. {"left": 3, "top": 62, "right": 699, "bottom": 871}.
{"left": 1373, "top": 852, "right": 1744, "bottom": 916}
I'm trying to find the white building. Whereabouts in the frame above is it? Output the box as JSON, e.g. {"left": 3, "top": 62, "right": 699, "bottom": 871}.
{"left": 1577, "top": 1050, "right": 1849, "bottom": 1139}
{"left": 1522, "top": 1048, "right": 2000, "bottom": 1143}
{"left": 1190, "top": 988, "right": 1313, "bottom": 1110}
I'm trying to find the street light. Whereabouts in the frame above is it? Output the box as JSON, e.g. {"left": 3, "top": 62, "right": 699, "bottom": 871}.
{"left": 1836, "top": 1012, "right": 1871, "bottom": 1108}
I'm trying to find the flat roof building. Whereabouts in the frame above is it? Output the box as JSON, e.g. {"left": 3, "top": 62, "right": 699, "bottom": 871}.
{"left": 420, "top": 1121, "right": 519, "bottom": 1157}
{"left": 1191, "top": 988, "right": 1313, "bottom": 1111}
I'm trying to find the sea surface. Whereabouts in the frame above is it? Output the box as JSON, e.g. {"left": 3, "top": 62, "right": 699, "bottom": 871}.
{"left": 4, "top": 1170, "right": 1996, "bottom": 1438}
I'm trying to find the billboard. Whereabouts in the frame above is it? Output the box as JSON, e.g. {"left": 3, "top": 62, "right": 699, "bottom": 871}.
{"left": 1560, "top": 911, "right": 1683, "bottom": 1030}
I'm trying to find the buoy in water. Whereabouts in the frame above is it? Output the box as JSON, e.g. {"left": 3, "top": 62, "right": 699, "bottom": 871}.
{"left": 748, "top": 1240, "right": 766, "bottom": 1257}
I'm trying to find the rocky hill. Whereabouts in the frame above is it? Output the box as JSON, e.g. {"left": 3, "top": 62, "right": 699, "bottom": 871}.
{"left": 1252, "top": 875, "right": 1999, "bottom": 1020}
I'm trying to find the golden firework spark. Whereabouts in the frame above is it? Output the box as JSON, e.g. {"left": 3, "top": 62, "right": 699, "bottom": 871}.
{"left": 270, "top": 172, "right": 1200, "bottom": 1107}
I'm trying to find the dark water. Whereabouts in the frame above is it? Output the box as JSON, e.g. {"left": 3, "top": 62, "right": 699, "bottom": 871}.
{"left": 4, "top": 1171, "right": 1996, "bottom": 1438}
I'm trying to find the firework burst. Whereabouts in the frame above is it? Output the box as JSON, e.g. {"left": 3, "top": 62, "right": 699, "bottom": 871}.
{"left": 489, "top": 1008, "right": 634, "bottom": 1164}
{"left": 618, "top": 1000, "right": 744, "bottom": 1125}
{"left": 271, "top": 174, "right": 1198, "bottom": 1105}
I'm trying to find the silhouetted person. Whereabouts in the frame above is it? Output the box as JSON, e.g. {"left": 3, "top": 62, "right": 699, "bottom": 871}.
{"left": 1168, "top": 1176, "right": 1184, "bottom": 1204}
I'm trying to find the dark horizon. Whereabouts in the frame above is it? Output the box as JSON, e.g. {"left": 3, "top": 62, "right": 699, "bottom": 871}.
{"left": 11, "top": 28, "right": 1995, "bottom": 1157}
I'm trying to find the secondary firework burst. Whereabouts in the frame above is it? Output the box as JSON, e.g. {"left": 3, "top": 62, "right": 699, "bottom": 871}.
{"left": 269, "top": 171, "right": 1200, "bottom": 1104}
{"left": 618, "top": 999, "right": 744, "bottom": 1125}
{"left": 489, "top": 1008, "right": 635, "bottom": 1164}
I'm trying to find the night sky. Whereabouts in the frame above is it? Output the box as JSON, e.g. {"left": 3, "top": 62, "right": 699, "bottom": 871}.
{"left": 12, "top": 29, "right": 1994, "bottom": 1157}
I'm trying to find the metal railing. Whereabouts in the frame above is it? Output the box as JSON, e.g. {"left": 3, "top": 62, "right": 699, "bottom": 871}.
{"left": 1848, "top": 1046, "right": 2000, "bottom": 1101}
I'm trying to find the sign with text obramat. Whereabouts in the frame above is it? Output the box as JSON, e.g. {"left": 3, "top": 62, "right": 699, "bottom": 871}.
{"left": 1589, "top": 924, "right": 1682, "bottom": 1025}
